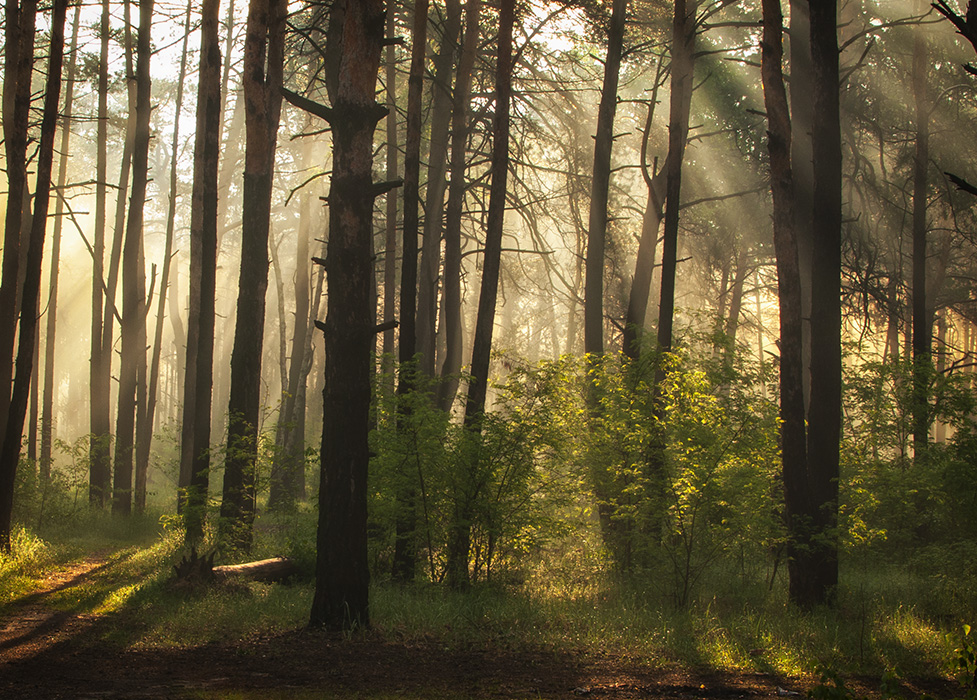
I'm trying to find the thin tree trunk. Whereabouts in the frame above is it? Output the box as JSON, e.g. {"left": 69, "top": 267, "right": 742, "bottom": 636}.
{"left": 113, "top": 0, "right": 153, "bottom": 516}
{"left": 0, "top": 0, "right": 67, "bottom": 551}
{"left": 437, "top": 0, "right": 480, "bottom": 413}
{"left": 311, "top": 0, "right": 385, "bottom": 631}
{"left": 221, "top": 0, "right": 285, "bottom": 549}
{"left": 416, "top": 0, "right": 462, "bottom": 377}
{"left": 449, "top": 0, "right": 515, "bottom": 590}
{"left": 40, "top": 3, "right": 81, "bottom": 482}
{"left": 89, "top": 0, "right": 112, "bottom": 508}
{"left": 584, "top": 0, "right": 627, "bottom": 361}
{"left": 382, "top": 3, "right": 399, "bottom": 383}
{"left": 911, "top": 12, "right": 931, "bottom": 458}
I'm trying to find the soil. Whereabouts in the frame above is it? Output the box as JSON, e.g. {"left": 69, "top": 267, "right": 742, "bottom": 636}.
{"left": 0, "top": 557, "right": 959, "bottom": 700}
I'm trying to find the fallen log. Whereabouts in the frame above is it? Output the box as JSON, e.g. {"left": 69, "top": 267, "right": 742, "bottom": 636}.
{"left": 212, "top": 557, "right": 300, "bottom": 583}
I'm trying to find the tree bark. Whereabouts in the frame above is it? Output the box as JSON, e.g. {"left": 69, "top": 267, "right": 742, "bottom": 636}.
{"left": 311, "top": 0, "right": 385, "bottom": 631}
{"left": 112, "top": 0, "right": 153, "bottom": 516}
{"left": 221, "top": 0, "right": 285, "bottom": 549}
{"left": 181, "top": 0, "right": 222, "bottom": 544}
{"left": 40, "top": 3, "right": 80, "bottom": 482}
{"left": 437, "top": 0, "right": 481, "bottom": 413}
{"left": 584, "top": 0, "right": 627, "bottom": 361}
{"left": 802, "top": 0, "right": 842, "bottom": 607}
{"left": 0, "top": 0, "right": 67, "bottom": 551}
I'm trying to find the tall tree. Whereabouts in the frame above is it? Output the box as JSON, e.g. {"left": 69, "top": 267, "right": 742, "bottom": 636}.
{"left": 138, "top": 0, "right": 194, "bottom": 512}
{"left": 0, "top": 0, "right": 67, "bottom": 551}
{"left": 180, "top": 0, "right": 222, "bottom": 544}
{"left": 448, "top": 0, "right": 516, "bottom": 590}
{"left": 40, "top": 3, "right": 81, "bottom": 481}
{"left": 584, "top": 0, "right": 627, "bottom": 361}
{"left": 112, "top": 0, "right": 154, "bottom": 515}
{"left": 220, "top": 0, "right": 286, "bottom": 549}
{"left": 801, "top": 0, "right": 843, "bottom": 606}
{"left": 311, "top": 0, "right": 386, "bottom": 630}
{"left": 436, "top": 0, "right": 481, "bottom": 413}
{"left": 89, "top": 0, "right": 113, "bottom": 508}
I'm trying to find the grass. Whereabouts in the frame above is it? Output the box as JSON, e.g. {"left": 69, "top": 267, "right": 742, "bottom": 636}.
{"left": 2, "top": 516, "right": 971, "bottom": 690}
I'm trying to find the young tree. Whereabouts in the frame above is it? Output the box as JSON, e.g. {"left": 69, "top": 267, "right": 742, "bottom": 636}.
{"left": 311, "top": 0, "right": 387, "bottom": 631}
{"left": 221, "top": 0, "right": 285, "bottom": 549}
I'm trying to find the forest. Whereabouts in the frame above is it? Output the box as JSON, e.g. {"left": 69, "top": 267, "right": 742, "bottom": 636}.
{"left": 3, "top": 0, "right": 977, "bottom": 696}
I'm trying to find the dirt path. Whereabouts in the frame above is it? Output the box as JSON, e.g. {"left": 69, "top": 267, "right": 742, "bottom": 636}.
{"left": 0, "top": 557, "right": 957, "bottom": 699}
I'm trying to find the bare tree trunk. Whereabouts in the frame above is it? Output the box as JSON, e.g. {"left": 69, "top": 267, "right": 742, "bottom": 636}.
{"left": 449, "top": 0, "right": 515, "bottom": 590}
{"left": 584, "top": 0, "right": 627, "bottom": 361}
{"left": 89, "top": 0, "right": 112, "bottom": 508}
{"left": 802, "top": 0, "right": 842, "bottom": 607}
{"left": 113, "top": 0, "right": 153, "bottom": 516}
{"left": 137, "top": 0, "right": 194, "bottom": 512}
{"left": 40, "top": 4, "right": 81, "bottom": 481}
{"left": 0, "top": 0, "right": 67, "bottom": 551}
{"left": 221, "top": 0, "right": 285, "bottom": 549}
{"left": 181, "top": 0, "right": 222, "bottom": 544}
{"left": 911, "top": 11, "right": 931, "bottom": 458}
{"left": 311, "top": 0, "right": 385, "bottom": 631}
{"left": 437, "top": 0, "right": 480, "bottom": 413}
{"left": 416, "top": 0, "right": 462, "bottom": 377}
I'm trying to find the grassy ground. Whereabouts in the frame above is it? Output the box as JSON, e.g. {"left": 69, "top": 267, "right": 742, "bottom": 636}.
{"left": 1, "top": 514, "right": 972, "bottom": 698}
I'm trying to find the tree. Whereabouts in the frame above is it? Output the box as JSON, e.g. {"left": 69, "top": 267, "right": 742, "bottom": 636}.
{"left": 584, "top": 0, "right": 628, "bottom": 361}
{"left": 180, "top": 0, "right": 222, "bottom": 543}
{"left": 112, "top": 0, "right": 154, "bottom": 515}
{"left": 221, "top": 0, "right": 285, "bottom": 549}
{"left": 311, "top": 0, "right": 386, "bottom": 631}
{"left": 448, "top": 0, "right": 516, "bottom": 590}
{"left": 0, "top": 0, "right": 67, "bottom": 551}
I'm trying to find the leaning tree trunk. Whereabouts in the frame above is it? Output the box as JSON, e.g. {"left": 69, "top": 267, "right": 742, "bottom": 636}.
{"left": 448, "top": 0, "right": 515, "bottom": 591}
{"left": 180, "top": 0, "right": 222, "bottom": 544}
{"left": 220, "top": 0, "right": 285, "bottom": 550}
{"left": 0, "top": 0, "right": 67, "bottom": 551}
{"left": 310, "top": 0, "right": 386, "bottom": 631}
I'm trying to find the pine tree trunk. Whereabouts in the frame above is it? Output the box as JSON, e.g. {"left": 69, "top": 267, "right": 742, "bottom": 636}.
{"left": 437, "top": 0, "right": 480, "bottom": 413}
{"left": 311, "top": 0, "right": 385, "bottom": 631}
{"left": 0, "top": 0, "right": 67, "bottom": 551}
{"left": 181, "top": 0, "right": 222, "bottom": 544}
{"left": 113, "top": 0, "right": 153, "bottom": 516}
{"left": 221, "top": 0, "right": 285, "bottom": 549}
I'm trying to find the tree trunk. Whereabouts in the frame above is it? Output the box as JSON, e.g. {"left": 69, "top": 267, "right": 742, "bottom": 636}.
{"left": 0, "top": 0, "right": 67, "bottom": 551}
{"left": 221, "top": 0, "right": 285, "bottom": 550}
{"left": 437, "top": 0, "right": 480, "bottom": 413}
{"left": 584, "top": 0, "right": 627, "bottom": 361}
{"left": 801, "top": 0, "right": 842, "bottom": 607}
{"left": 311, "top": 0, "right": 385, "bottom": 631}
{"left": 911, "top": 12, "right": 931, "bottom": 458}
{"left": 449, "top": 0, "right": 515, "bottom": 590}
{"left": 112, "top": 0, "right": 153, "bottom": 516}
{"left": 40, "top": 3, "right": 80, "bottom": 481}
{"left": 416, "top": 0, "right": 462, "bottom": 378}
{"left": 0, "top": 0, "right": 37, "bottom": 465}
{"left": 89, "top": 0, "right": 112, "bottom": 508}
{"left": 381, "top": 4, "right": 399, "bottom": 385}
{"left": 181, "top": 0, "right": 222, "bottom": 544}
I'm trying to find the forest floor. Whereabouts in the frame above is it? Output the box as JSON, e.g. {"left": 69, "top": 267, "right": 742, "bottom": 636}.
{"left": 0, "top": 554, "right": 960, "bottom": 700}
